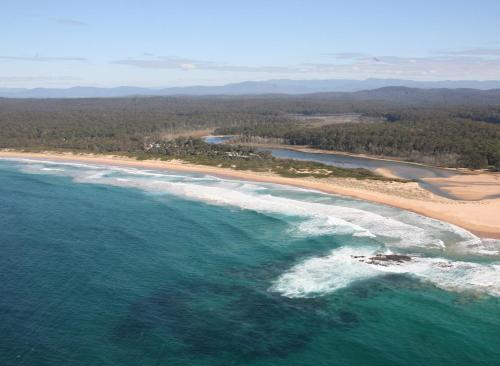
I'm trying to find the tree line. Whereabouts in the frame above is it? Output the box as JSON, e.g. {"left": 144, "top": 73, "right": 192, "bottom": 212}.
{"left": 1, "top": 93, "right": 499, "bottom": 169}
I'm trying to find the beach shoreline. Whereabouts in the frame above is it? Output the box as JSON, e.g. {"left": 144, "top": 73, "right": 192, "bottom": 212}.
{"left": 1, "top": 150, "right": 499, "bottom": 239}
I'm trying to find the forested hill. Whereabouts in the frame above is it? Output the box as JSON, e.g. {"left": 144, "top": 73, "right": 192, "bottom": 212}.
{"left": 310, "top": 87, "right": 500, "bottom": 106}
{"left": 0, "top": 89, "right": 499, "bottom": 169}
{"left": 2, "top": 79, "right": 500, "bottom": 98}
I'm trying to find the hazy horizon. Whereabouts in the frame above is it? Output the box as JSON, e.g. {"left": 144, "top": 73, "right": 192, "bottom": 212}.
{"left": 2, "top": 77, "right": 500, "bottom": 91}
{"left": 2, "top": 0, "right": 500, "bottom": 88}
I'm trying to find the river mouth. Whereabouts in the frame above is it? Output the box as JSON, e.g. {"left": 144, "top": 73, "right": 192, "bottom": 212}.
{"left": 203, "top": 136, "right": 475, "bottom": 200}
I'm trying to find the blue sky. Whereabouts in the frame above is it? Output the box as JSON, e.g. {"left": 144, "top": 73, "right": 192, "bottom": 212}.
{"left": 2, "top": 0, "right": 500, "bottom": 87}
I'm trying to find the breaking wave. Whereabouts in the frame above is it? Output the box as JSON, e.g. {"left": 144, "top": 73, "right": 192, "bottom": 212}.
{"left": 5, "top": 158, "right": 500, "bottom": 297}
{"left": 271, "top": 246, "right": 500, "bottom": 298}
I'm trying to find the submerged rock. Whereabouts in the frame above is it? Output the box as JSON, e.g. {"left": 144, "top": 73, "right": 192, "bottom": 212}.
{"left": 351, "top": 253, "right": 412, "bottom": 266}
{"left": 367, "top": 254, "right": 412, "bottom": 265}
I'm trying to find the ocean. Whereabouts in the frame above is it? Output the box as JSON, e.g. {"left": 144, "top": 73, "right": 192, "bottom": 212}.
{"left": 1, "top": 158, "right": 499, "bottom": 365}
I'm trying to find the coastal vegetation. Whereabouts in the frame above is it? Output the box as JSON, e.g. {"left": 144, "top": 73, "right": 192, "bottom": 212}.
{"left": 0, "top": 87, "right": 499, "bottom": 170}
{"left": 140, "top": 137, "right": 388, "bottom": 180}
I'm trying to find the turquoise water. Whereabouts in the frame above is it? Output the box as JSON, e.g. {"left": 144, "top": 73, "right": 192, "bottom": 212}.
{"left": 1, "top": 159, "right": 500, "bottom": 366}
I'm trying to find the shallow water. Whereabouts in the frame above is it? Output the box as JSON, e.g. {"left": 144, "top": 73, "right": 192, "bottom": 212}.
{"left": 1, "top": 158, "right": 500, "bottom": 365}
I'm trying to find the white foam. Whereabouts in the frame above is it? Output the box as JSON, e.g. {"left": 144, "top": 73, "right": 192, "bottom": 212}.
{"left": 9, "top": 159, "right": 498, "bottom": 245}
{"left": 463, "top": 238, "right": 500, "bottom": 256}
{"left": 271, "top": 246, "right": 500, "bottom": 298}
{"left": 396, "top": 210, "right": 483, "bottom": 247}
{"left": 100, "top": 178, "right": 444, "bottom": 247}
{"left": 2, "top": 158, "right": 101, "bottom": 170}
{"left": 270, "top": 247, "right": 381, "bottom": 297}
{"left": 40, "top": 167, "right": 65, "bottom": 172}
{"left": 7, "top": 158, "right": 488, "bottom": 252}
{"left": 8, "top": 158, "right": 500, "bottom": 297}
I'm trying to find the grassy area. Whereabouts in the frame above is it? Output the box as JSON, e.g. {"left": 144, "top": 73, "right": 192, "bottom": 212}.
{"left": 136, "top": 137, "right": 406, "bottom": 181}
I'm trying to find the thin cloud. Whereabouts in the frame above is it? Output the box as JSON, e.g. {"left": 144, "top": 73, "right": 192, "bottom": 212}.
{"left": 0, "top": 55, "right": 87, "bottom": 62}
{"left": 435, "top": 48, "right": 500, "bottom": 56}
{"left": 299, "top": 55, "right": 500, "bottom": 79}
{"left": 111, "top": 56, "right": 292, "bottom": 73}
{"left": 325, "top": 52, "right": 368, "bottom": 59}
{"left": 0, "top": 76, "right": 79, "bottom": 82}
{"left": 52, "top": 17, "right": 88, "bottom": 26}
{"left": 111, "top": 53, "right": 500, "bottom": 80}
{"left": 112, "top": 57, "right": 207, "bottom": 70}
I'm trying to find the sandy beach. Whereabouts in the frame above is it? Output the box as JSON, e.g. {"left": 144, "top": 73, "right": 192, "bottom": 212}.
{"left": 423, "top": 174, "right": 500, "bottom": 201}
{"left": 1, "top": 150, "right": 499, "bottom": 238}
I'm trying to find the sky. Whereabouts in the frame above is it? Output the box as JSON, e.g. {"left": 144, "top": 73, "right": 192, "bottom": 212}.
{"left": 1, "top": 0, "right": 500, "bottom": 88}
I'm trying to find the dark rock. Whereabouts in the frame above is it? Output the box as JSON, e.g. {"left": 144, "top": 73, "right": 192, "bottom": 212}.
{"left": 366, "top": 254, "right": 412, "bottom": 265}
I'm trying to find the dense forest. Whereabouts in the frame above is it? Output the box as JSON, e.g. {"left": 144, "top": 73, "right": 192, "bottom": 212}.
{"left": 0, "top": 97, "right": 293, "bottom": 152}
{"left": 217, "top": 119, "right": 500, "bottom": 168}
{"left": 0, "top": 87, "right": 499, "bottom": 169}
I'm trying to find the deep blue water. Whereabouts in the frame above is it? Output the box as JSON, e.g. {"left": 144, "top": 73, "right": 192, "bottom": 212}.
{"left": 1, "top": 159, "right": 500, "bottom": 365}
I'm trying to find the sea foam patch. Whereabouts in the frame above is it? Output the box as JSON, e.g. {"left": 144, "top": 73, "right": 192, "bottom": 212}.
{"left": 271, "top": 246, "right": 500, "bottom": 298}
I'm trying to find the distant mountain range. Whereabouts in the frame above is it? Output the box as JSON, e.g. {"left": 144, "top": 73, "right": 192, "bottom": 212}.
{"left": 313, "top": 86, "right": 500, "bottom": 106}
{"left": 1, "top": 78, "right": 500, "bottom": 98}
